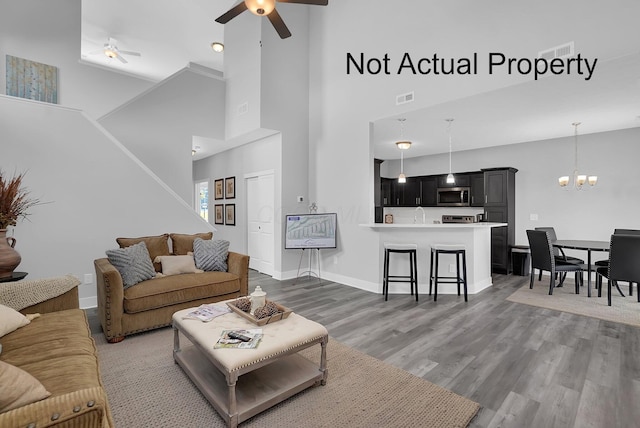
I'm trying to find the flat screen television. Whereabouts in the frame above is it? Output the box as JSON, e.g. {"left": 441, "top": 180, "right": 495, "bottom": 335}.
{"left": 285, "top": 213, "right": 337, "bottom": 249}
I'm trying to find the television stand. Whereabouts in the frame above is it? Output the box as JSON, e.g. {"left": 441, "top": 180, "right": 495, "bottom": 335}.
{"left": 295, "top": 248, "right": 321, "bottom": 283}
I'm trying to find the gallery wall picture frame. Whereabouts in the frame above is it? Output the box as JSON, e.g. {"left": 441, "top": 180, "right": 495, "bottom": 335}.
{"left": 214, "top": 179, "right": 224, "bottom": 200}
{"left": 225, "top": 176, "right": 235, "bottom": 199}
{"left": 225, "top": 204, "right": 236, "bottom": 226}
{"left": 214, "top": 204, "right": 224, "bottom": 225}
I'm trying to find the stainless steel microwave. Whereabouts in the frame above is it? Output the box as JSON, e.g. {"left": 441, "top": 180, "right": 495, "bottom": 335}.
{"left": 437, "top": 187, "right": 470, "bottom": 207}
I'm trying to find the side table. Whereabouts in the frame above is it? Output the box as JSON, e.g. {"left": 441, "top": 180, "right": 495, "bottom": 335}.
{"left": 0, "top": 272, "right": 28, "bottom": 283}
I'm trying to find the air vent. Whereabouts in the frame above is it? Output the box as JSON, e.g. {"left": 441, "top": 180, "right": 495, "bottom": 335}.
{"left": 396, "top": 91, "right": 414, "bottom": 106}
{"left": 538, "top": 41, "right": 575, "bottom": 60}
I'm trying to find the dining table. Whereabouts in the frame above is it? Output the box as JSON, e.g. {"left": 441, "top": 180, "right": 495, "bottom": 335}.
{"left": 552, "top": 239, "right": 609, "bottom": 297}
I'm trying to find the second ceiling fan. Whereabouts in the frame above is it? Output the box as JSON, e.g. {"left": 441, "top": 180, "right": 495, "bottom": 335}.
{"left": 216, "top": 0, "right": 328, "bottom": 39}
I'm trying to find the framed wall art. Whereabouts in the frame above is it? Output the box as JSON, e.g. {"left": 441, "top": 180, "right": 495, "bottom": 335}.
{"left": 214, "top": 179, "right": 224, "bottom": 200}
{"left": 214, "top": 204, "right": 224, "bottom": 225}
{"left": 225, "top": 204, "right": 236, "bottom": 226}
{"left": 225, "top": 176, "right": 235, "bottom": 199}
{"left": 6, "top": 55, "right": 58, "bottom": 104}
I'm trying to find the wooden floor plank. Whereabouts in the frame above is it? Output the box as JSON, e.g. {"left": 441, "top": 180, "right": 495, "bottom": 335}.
{"left": 88, "top": 270, "right": 640, "bottom": 428}
{"left": 247, "top": 270, "right": 640, "bottom": 428}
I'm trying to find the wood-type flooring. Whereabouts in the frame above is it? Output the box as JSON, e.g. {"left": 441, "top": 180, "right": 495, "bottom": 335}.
{"left": 248, "top": 271, "right": 640, "bottom": 428}
{"left": 88, "top": 271, "right": 640, "bottom": 428}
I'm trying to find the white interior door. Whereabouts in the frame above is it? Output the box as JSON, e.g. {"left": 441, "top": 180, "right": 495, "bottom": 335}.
{"left": 247, "top": 172, "right": 274, "bottom": 276}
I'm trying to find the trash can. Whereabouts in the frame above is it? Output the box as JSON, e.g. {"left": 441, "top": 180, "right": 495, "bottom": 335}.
{"left": 511, "top": 245, "right": 530, "bottom": 276}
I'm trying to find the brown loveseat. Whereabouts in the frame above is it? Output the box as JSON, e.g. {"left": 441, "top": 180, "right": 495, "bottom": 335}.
{"left": 0, "top": 276, "right": 113, "bottom": 427}
{"left": 94, "top": 233, "right": 249, "bottom": 343}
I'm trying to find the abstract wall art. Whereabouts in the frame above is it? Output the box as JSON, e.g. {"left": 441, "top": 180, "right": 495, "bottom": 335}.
{"left": 6, "top": 55, "right": 58, "bottom": 104}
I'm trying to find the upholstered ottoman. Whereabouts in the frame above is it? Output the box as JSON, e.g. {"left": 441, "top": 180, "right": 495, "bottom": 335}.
{"left": 172, "top": 305, "right": 328, "bottom": 428}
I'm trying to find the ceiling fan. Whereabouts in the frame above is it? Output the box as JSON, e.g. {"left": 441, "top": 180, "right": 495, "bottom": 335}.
{"left": 215, "top": 0, "right": 328, "bottom": 39}
{"left": 88, "top": 37, "right": 141, "bottom": 64}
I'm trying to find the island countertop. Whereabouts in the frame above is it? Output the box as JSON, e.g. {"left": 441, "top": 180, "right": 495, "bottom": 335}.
{"left": 363, "top": 221, "right": 505, "bottom": 296}
{"left": 360, "top": 222, "right": 507, "bottom": 229}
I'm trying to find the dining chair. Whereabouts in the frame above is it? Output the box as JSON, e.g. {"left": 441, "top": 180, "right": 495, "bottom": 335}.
{"left": 526, "top": 230, "right": 584, "bottom": 295}
{"left": 594, "top": 228, "right": 640, "bottom": 296}
{"left": 535, "top": 227, "right": 585, "bottom": 286}
{"left": 596, "top": 234, "right": 640, "bottom": 306}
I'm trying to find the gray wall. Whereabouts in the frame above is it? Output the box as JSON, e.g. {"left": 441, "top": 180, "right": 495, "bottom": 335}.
{"left": 99, "top": 68, "right": 226, "bottom": 203}
{"left": 1, "top": 96, "right": 212, "bottom": 308}
{"left": 193, "top": 133, "right": 284, "bottom": 260}
{"left": 382, "top": 127, "right": 640, "bottom": 251}
{"left": 305, "top": 1, "right": 640, "bottom": 289}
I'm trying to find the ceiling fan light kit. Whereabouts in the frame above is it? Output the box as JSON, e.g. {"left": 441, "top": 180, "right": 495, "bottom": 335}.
{"left": 89, "top": 37, "right": 141, "bottom": 64}
{"left": 245, "top": 0, "right": 276, "bottom": 16}
{"left": 215, "top": 0, "right": 329, "bottom": 39}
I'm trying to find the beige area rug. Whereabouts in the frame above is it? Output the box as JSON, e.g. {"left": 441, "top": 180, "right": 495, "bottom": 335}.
{"left": 95, "top": 328, "right": 479, "bottom": 428}
{"left": 507, "top": 281, "right": 640, "bottom": 327}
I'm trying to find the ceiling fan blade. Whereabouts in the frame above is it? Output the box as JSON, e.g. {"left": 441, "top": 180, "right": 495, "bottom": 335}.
{"left": 115, "top": 53, "right": 128, "bottom": 64}
{"left": 215, "top": 2, "right": 248, "bottom": 24}
{"left": 267, "top": 9, "right": 292, "bottom": 39}
{"left": 119, "top": 50, "right": 141, "bottom": 57}
{"left": 277, "top": 0, "right": 328, "bottom": 5}
{"left": 87, "top": 49, "right": 104, "bottom": 55}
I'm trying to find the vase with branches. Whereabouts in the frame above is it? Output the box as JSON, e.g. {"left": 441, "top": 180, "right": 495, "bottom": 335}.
{"left": 0, "top": 170, "right": 41, "bottom": 278}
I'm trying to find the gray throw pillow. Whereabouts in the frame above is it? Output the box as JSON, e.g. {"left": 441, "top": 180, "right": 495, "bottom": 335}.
{"left": 193, "top": 238, "right": 229, "bottom": 272}
{"left": 106, "top": 241, "right": 156, "bottom": 288}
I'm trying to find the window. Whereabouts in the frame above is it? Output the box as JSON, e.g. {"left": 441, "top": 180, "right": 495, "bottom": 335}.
{"left": 195, "top": 180, "right": 209, "bottom": 221}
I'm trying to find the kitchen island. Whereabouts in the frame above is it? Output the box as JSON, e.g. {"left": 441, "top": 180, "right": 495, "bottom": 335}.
{"left": 361, "top": 222, "right": 507, "bottom": 296}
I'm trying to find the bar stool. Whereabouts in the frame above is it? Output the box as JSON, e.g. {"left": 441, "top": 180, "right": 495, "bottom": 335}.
{"left": 429, "top": 244, "right": 468, "bottom": 302}
{"left": 382, "top": 242, "right": 418, "bottom": 301}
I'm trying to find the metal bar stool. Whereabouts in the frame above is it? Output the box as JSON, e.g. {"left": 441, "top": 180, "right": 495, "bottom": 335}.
{"left": 429, "top": 244, "right": 468, "bottom": 302}
{"left": 383, "top": 242, "right": 418, "bottom": 301}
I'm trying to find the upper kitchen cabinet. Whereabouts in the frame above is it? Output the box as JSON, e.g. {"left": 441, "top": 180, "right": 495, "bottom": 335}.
{"left": 383, "top": 176, "right": 420, "bottom": 207}
{"left": 469, "top": 172, "right": 485, "bottom": 207}
{"left": 484, "top": 168, "right": 517, "bottom": 206}
{"left": 419, "top": 176, "right": 438, "bottom": 207}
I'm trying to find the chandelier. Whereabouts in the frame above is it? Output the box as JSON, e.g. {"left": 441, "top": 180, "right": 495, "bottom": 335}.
{"left": 558, "top": 122, "right": 597, "bottom": 190}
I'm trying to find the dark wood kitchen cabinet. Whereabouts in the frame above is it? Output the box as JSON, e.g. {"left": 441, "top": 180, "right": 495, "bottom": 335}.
{"left": 382, "top": 177, "right": 420, "bottom": 207}
{"left": 483, "top": 167, "right": 517, "bottom": 274}
{"left": 469, "top": 173, "right": 484, "bottom": 207}
{"left": 419, "top": 176, "right": 438, "bottom": 206}
{"left": 381, "top": 177, "right": 393, "bottom": 206}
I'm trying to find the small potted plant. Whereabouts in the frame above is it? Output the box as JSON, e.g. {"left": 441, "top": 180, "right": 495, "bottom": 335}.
{"left": 0, "top": 170, "right": 40, "bottom": 278}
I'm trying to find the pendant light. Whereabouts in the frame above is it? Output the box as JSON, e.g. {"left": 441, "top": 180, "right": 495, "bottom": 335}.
{"left": 558, "top": 122, "right": 597, "bottom": 190}
{"left": 395, "top": 119, "right": 411, "bottom": 183}
{"left": 445, "top": 118, "right": 455, "bottom": 184}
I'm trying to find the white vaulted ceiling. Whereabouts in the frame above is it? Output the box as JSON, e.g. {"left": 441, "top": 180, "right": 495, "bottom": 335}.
{"left": 79, "top": 1, "right": 640, "bottom": 160}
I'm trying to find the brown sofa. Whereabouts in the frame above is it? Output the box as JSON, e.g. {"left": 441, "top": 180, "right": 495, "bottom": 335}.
{"left": 95, "top": 233, "right": 249, "bottom": 343}
{"left": 0, "top": 276, "right": 113, "bottom": 427}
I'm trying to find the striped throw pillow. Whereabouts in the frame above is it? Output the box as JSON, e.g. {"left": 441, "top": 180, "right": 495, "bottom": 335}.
{"left": 193, "top": 238, "right": 229, "bottom": 272}
{"left": 106, "top": 241, "right": 156, "bottom": 288}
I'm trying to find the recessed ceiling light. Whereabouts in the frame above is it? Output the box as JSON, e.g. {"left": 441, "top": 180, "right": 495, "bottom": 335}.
{"left": 211, "top": 42, "right": 224, "bottom": 53}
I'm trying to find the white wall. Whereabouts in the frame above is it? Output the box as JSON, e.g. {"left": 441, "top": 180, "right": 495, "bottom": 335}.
{"left": 1, "top": 96, "right": 212, "bottom": 308}
{"left": 223, "top": 9, "right": 262, "bottom": 140}
{"left": 0, "top": 0, "right": 153, "bottom": 119}
{"left": 99, "top": 67, "right": 226, "bottom": 204}
{"left": 260, "top": 5, "right": 311, "bottom": 275}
